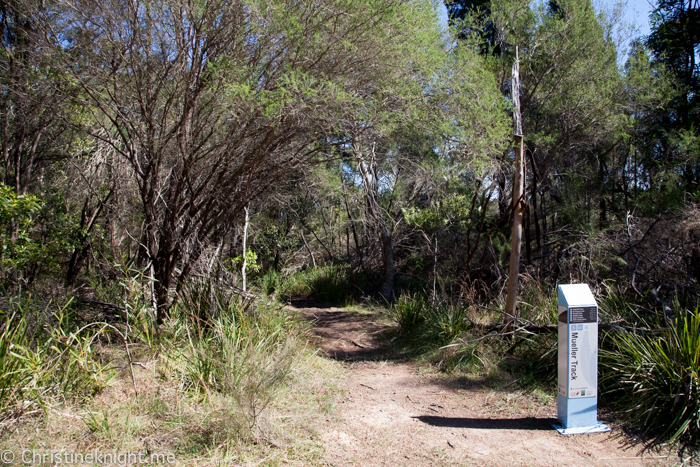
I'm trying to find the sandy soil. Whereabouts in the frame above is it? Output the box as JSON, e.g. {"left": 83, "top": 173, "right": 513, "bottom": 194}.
{"left": 299, "top": 304, "right": 679, "bottom": 467}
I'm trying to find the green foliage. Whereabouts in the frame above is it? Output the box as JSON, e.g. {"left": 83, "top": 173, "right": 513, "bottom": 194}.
{"left": 0, "top": 299, "right": 111, "bottom": 419}
{"left": 387, "top": 285, "right": 563, "bottom": 384}
{"left": 0, "top": 184, "right": 81, "bottom": 285}
{"left": 256, "top": 269, "right": 282, "bottom": 296}
{"left": 280, "top": 266, "right": 360, "bottom": 306}
{"left": 517, "top": 280, "right": 559, "bottom": 325}
{"left": 601, "top": 306, "right": 700, "bottom": 452}
{"left": 0, "top": 184, "right": 41, "bottom": 281}
{"left": 388, "top": 293, "right": 471, "bottom": 350}
{"left": 389, "top": 292, "right": 429, "bottom": 333}
{"left": 176, "top": 276, "right": 246, "bottom": 324}
{"left": 403, "top": 193, "right": 481, "bottom": 232}
{"left": 646, "top": 0, "right": 700, "bottom": 197}
{"left": 162, "top": 285, "right": 299, "bottom": 432}
{"left": 229, "top": 249, "right": 261, "bottom": 274}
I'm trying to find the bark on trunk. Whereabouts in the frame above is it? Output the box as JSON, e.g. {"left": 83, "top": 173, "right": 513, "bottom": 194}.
{"left": 65, "top": 190, "right": 112, "bottom": 287}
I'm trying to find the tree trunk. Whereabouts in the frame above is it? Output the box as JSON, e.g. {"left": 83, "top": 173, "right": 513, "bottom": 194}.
{"left": 302, "top": 231, "right": 317, "bottom": 268}
{"left": 354, "top": 142, "right": 393, "bottom": 301}
{"left": 242, "top": 205, "right": 249, "bottom": 292}
{"left": 505, "top": 135, "right": 525, "bottom": 325}
{"left": 342, "top": 178, "right": 364, "bottom": 270}
{"left": 153, "top": 257, "right": 172, "bottom": 325}
{"left": 65, "top": 190, "right": 112, "bottom": 287}
{"left": 505, "top": 51, "right": 524, "bottom": 328}
{"left": 65, "top": 244, "right": 91, "bottom": 287}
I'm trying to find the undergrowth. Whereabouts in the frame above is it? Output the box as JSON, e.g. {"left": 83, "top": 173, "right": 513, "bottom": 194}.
{"left": 387, "top": 283, "right": 700, "bottom": 457}
{"left": 388, "top": 292, "right": 470, "bottom": 351}
{"left": 275, "top": 265, "right": 364, "bottom": 305}
{"left": 162, "top": 280, "right": 299, "bottom": 436}
{"left": 0, "top": 297, "right": 110, "bottom": 421}
{"left": 387, "top": 282, "right": 559, "bottom": 385}
{"left": 601, "top": 305, "right": 700, "bottom": 455}
{"left": 0, "top": 270, "right": 327, "bottom": 464}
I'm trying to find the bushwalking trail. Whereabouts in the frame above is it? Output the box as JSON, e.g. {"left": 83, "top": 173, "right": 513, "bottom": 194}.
{"left": 298, "top": 303, "right": 677, "bottom": 467}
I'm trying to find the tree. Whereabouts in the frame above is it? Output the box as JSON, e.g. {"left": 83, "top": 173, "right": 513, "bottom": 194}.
{"left": 449, "top": 0, "right": 625, "bottom": 282}
{"left": 446, "top": 0, "right": 501, "bottom": 55}
{"left": 48, "top": 0, "right": 466, "bottom": 319}
{"left": 646, "top": 0, "right": 700, "bottom": 195}
{"left": 336, "top": 10, "right": 507, "bottom": 300}
{"left": 0, "top": 0, "right": 74, "bottom": 195}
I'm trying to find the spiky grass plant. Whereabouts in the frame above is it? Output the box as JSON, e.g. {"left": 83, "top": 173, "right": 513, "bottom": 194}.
{"left": 257, "top": 269, "right": 282, "bottom": 296}
{"left": 601, "top": 306, "right": 700, "bottom": 453}
{"left": 163, "top": 283, "right": 300, "bottom": 437}
{"left": 388, "top": 293, "right": 471, "bottom": 350}
{"left": 388, "top": 292, "right": 428, "bottom": 333}
{"left": 0, "top": 299, "right": 110, "bottom": 419}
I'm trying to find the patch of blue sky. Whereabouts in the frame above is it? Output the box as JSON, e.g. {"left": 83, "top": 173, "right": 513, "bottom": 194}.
{"left": 436, "top": 0, "right": 654, "bottom": 67}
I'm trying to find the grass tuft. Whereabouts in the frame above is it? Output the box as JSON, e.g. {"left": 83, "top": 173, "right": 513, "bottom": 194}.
{"left": 388, "top": 292, "right": 471, "bottom": 351}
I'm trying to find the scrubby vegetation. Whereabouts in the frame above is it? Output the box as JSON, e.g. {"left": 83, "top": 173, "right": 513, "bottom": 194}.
{"left": 1, "top": 0, "right": 698, "bottom": 461}
{"left": 601, "top": 305, "right": 700, "bottom": 453}
{"left": 0, "top": 274, "right": 335, "bottom": 463}
{"left": 384, "top": 283, "right": 700, "bottom": 456}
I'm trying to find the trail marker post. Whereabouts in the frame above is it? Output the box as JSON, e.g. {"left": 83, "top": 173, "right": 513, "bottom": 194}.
{"left": 554, "top": 284, "right": 611, "bottom": 435}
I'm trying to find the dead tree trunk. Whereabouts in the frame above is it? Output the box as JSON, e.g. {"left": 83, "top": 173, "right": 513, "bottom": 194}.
{"left": 505, "top": 48, "right": 525, "bottom": 328}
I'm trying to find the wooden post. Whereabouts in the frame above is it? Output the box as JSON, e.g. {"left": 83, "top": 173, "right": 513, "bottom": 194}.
{"left": 505, "top": 47, "right": 525, "bottom": 328}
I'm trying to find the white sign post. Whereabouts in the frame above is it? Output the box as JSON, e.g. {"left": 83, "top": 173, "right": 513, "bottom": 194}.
{"left": 554, "top": 284, "right": 610, "bottom": 435}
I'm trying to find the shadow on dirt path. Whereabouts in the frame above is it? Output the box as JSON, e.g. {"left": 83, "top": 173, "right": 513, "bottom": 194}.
{"left": 293, "top": 302, "right": 677, "bottom": 467}
{"left": 298, "top": 301, "right": 396, "bottom": 361}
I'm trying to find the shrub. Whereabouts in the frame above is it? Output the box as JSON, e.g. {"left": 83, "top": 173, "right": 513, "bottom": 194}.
{"left": 257, "top": 269, "right": 282, "bottom": 296}
{"left": 280, "top": 266, "right": 359, "bottom": 305}
{"left": 601, "top": 306, "right": 700, "bottom": 453}
{"left": 0, "top": 184, "right": 41, "bottom": 285}
{"left": 388, "top": 293, "right": 470, "bottom": 350}
{"left": 388, "top": 293, "right": 428, "bottom": 334}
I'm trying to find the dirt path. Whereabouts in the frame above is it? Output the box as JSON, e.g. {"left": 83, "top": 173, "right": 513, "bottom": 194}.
{"left": 299, "top": 304, "right": 678, "bottom": 467}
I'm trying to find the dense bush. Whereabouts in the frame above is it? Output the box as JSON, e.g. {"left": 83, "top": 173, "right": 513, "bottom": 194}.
{"left": 0, "top": 185, "right": 42, "bottom": 286}
{"left": 0, "top": 272, "right": 305, "bottom": 441}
